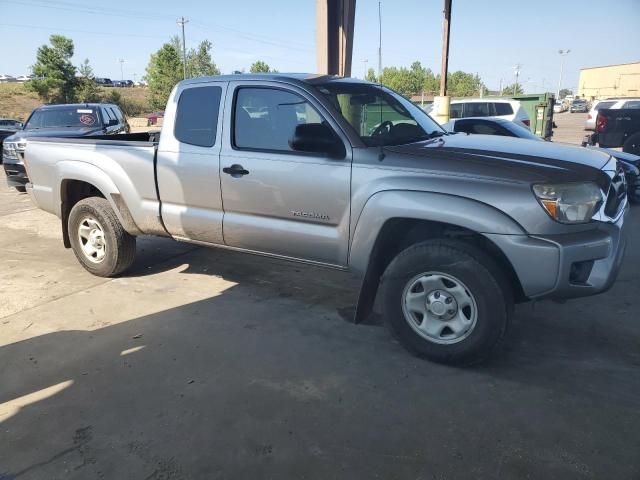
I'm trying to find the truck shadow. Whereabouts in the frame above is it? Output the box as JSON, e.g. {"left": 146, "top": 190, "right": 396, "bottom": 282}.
{"left": 2, "top": 253, "right": 639, "bottom": 478}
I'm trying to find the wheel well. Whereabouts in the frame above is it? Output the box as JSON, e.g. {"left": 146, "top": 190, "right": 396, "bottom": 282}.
{"left": 354, "top": 218, "right": 526, "bottom": 323}
{"left": 60, "top": 180, "right": 105, "bottom": 248}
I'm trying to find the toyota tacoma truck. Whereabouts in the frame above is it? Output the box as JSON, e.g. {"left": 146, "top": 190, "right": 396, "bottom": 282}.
{"left": 22, "top": 74, "right": 629, "bottom": 365}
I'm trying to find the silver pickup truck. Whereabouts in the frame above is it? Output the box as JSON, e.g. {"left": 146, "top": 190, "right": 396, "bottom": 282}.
{"left": 23, "top": 74, "right": 628, "bottom": 365}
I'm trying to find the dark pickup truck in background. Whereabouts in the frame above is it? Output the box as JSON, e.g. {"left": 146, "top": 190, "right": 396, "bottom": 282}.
{"left": 2, "top": 103, "right": 129, "bottom": 190}
{"left": 587, "top": 108, "right": 640, "bottom": 154}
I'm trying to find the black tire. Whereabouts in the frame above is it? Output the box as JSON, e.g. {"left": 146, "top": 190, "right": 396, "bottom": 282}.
{"left": 68, "top": 197, "right": 136, "bottom": 277}
{"left": 380, "top": 240, "right": 512, "bottom": 366}
{"left": 622, "top": 132, "right": 640, "bottom": 156}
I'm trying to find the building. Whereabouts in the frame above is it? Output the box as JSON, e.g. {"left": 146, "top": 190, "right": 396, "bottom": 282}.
{"left": 578, "top": 61, "right": 640, "bottom": 101}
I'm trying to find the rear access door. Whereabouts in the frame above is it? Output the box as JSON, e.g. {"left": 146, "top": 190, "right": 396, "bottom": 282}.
{"left": 155, "top": 81, "right": 228, "bottom": 244}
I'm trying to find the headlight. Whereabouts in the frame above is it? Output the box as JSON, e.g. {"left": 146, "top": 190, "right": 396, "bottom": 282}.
{"left": 2, "top": 141, "right": 18, "bottom": 160}
{"left": 533, "top": 182, "right": 603, "bottom": 224}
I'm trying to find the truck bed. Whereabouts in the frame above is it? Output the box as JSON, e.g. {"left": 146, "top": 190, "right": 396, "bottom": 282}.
{"left": 25, "top": 131, "right": 165, "bottom": 236}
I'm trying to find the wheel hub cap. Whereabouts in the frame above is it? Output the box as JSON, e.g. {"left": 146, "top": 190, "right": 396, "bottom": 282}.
{"left": 401, "top": 272, "right": 478, "bottom": 345}
{"left": 78, "top": 216, "right": 106, "bottom": 263}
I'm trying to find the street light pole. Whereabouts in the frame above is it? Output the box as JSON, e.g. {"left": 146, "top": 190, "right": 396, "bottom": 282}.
{"left": 439, "top": 0, "right": 452, "bottom": 97}
{"left": 119, "top": 58, "right": 124, "bottom": 81}
{"left": 514, "top": 63, "right": 522, "bottom": 95}
{"left": 557, "top": 49, "right": 570, "bottom": 99}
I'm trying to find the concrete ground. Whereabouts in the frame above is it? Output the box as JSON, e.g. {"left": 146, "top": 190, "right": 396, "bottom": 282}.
{"left": 1, "top": 153, "right": 639, "bottom": 478}
{"left": 551, "top": 110, "right": 591, "bottom": 145}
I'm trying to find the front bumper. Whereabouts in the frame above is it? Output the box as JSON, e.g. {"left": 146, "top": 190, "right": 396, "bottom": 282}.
{"left": 486, "top": 206, "right": 629, "bottom": 301}
{"left": 3, "top": 162, "right": 28, "bottom": 187}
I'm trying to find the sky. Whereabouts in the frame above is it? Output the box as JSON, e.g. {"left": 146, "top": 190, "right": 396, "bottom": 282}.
{"left": 1, "top": 0, "right": 639, "bottom": 94}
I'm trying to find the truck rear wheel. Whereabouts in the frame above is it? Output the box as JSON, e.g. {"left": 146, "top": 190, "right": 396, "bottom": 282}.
{"left": 380, "top": 240, "right": 512, "bottom": 366}
{"left": 622, "top": 132, "right": 640, "bottom": 156}
{"left": 68, "top": 197, "right": 136, "bottom": 277}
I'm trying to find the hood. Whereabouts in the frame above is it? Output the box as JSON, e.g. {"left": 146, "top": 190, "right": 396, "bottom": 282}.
{"left": 5, "top": 127, "right": 104, "bottom": 142}
{"left": 384, "top": 134, "right": 612, "bottom": 185}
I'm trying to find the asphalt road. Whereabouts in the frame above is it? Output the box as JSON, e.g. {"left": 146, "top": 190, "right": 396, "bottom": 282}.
{"left": 1, "top": 175, "right": 639, "bottom": 479}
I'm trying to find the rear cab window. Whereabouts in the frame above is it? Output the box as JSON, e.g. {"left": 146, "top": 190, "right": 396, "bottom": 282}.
{"left": 174, "top": 85, "right": 223, "bottom": 147}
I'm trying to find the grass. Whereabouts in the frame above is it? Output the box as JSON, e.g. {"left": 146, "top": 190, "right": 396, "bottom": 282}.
{"left": 0, "top": 83, "right": 152, "bottom": 121}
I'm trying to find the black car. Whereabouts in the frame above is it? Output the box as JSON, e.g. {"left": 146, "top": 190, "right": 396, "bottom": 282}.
{"left": 3, "top": 103, "right": 129, "bottom": 191}
{"left": 95, "top": 78, "right": 114, "bottom": 86}
{"left": 444, "top": 116, "right": 640, "bottom": 203}
{"left": 0, "top": 118, "right": 23, "bottom": 164}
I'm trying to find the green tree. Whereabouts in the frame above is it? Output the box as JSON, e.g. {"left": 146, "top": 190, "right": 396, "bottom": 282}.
{"left": 188, "top": 40, "right": 220, "bottom": 77}
{"left": 27, "top": 35, "right": 77, "bottom": 103}
{"left": 250, "top": 60, "right": 273, "bottom": 73}
{"left": 559, "top": 88, "right": 572, "bottom": 99}
{"left": 447, "top": 71, "right": 484, "bottom": 97}
{"left": 364, "top": 67, "right": 377, "bottom": 83}
{"left": 502, "top": 83, "right": 524, "bottom": 95}
{"left": 76, "top": 59, "right": 101, "bottom": 103}
{"left": 146, "top": 43, "right": 183, "bottom": 109}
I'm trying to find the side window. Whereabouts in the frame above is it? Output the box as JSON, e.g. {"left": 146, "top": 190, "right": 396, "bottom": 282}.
{"left": 463, "top": 102, "right": 491, "bottom": 117}
{"left": 494, "top": 103, "right": 514, "bottom": 116}
{"left": 174, "top": 85, "right": 222, "bottom": 147}
{"left": 455, "top": 120, "right": 507, "bottom": 136}
{"left": 623, "top": 101, "right": 640, "bottom": 109}
{"left": 111, "top": 107, "right": 125, "bottom": 124}
{"left": 234, "top": 87, "right": 324, "bottom": 152}
{"left": 449, "top": 103, "right": 463, "bottom": 119}
{"left": 100, "top": 107, "right": 113, "bottom": 126}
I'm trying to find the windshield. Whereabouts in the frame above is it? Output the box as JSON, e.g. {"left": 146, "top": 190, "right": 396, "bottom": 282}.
{"left": 507, "top": 121, "right": 543, "bottom": 141}
{"left": 315, "top": 82, "right": 445, "bottom": 146}
{"left": 25, "top": 107, "right": 100, "bottom": 129}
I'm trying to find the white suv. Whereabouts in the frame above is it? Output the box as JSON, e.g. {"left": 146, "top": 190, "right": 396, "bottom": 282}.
{"left": 585, "top": 98, "right": 640, "bottom": 130}
{"left": 444, "top": 99, "right": 531, "bottom": 129}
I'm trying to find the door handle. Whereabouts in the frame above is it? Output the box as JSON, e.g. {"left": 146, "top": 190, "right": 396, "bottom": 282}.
{"left": 223, "top": 164, "right": 250, "bottom": 177}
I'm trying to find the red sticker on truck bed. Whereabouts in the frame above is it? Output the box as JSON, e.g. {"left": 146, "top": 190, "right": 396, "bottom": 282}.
{"left": 79, "top": 114, "right": 96, "bottom": 126}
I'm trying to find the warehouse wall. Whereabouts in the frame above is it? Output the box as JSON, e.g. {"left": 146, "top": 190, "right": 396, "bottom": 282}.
{"left": 578, "top": 62, "right": 640, "bottom": 100}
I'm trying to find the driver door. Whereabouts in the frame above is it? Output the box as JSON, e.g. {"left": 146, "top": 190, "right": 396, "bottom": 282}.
{"left": 219, "top": 83, "right": 352, "bottom": 266}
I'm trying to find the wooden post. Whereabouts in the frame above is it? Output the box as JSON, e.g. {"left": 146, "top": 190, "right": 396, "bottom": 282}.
{"left": 439, "top": 0, "right": 452, "bottom": 96}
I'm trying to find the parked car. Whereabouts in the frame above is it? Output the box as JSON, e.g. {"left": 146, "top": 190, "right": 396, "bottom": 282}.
{"left": 95, "top": 78, "right": 114, "bottom": 86}
{"left": 22, "top": 74, "right": 628, "bottom": 365}
{"left": 441, "top": 117, "right": 540, "bottom": 140}
{"left": 553, "top": 100, "right": 568, "bottom": 113}
{"left": 3, "top": 103, "right": 129, "bottom": 190}
{"left": 15, "top": 75, "right": 33, "bottom": 82}
{"left": 0, "top": 74, "right": 17, "bottom": 83}
{"left": 0, "top": 118, "right": 23, "bottom": 164}
{"left": 570, "top": 99, "right": 588, "bottom": 113}
{"left": 441, "top": 98, "right": 531, "bottom": 128}
{"left": 442, "top": 116, "right": 640, "bottom": 203}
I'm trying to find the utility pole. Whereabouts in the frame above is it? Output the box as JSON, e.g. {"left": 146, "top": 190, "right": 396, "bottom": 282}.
{"left": 119, "top": 58, "right": 125, "bottom": 81}
{"left": 514, "top": 63, "right": 522, "bottom": 95}
{"left": 177, "top": 16, "right": 189, "bottom": 79}
{"left": 439, "top": 0, "right": 452, "bottom": 97}
{"left": 377, "top": 2, "right": 382, "bottom": 80}
{"left": 499, "top": 78, "right": 503, "bottom": 95}
{"left": 557, "top": 49, "right": 570, "bottom": 99}
{"left": 433, "top": 0, "right": 452, "bottom": 124}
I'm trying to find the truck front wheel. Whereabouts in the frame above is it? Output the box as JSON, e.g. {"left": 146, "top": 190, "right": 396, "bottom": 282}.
{"left": 68, "top": 197, "right": 136, "bottom": 277}
{"left": 380, "top": 240, "right": 512, "bottom": 365}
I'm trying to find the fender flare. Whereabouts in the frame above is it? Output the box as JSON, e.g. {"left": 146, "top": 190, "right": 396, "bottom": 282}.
{"left": 56, "top": 161, "right": 142, "bottom": 237}
{"left": 349, "top": 190, "right": 526, "bottom": 323}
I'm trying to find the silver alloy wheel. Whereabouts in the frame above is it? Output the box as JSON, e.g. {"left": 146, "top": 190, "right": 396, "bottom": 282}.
{"left": 401, "top": 271, "right": 478, "bottom": 345}
{"left": 77, "top": 216, "right": 107, "bottom": 264}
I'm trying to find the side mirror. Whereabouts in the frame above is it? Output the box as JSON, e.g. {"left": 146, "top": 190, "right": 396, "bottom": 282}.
{"left": 107, "top": 119, "right": 119, "bottom": 127}
{"left": 289, "top": 123, "right": 345, "bottom": 158}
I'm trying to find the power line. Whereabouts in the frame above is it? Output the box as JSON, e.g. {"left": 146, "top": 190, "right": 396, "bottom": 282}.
{"left": 0, "top": 22, "right": 167, "bottom": 39}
